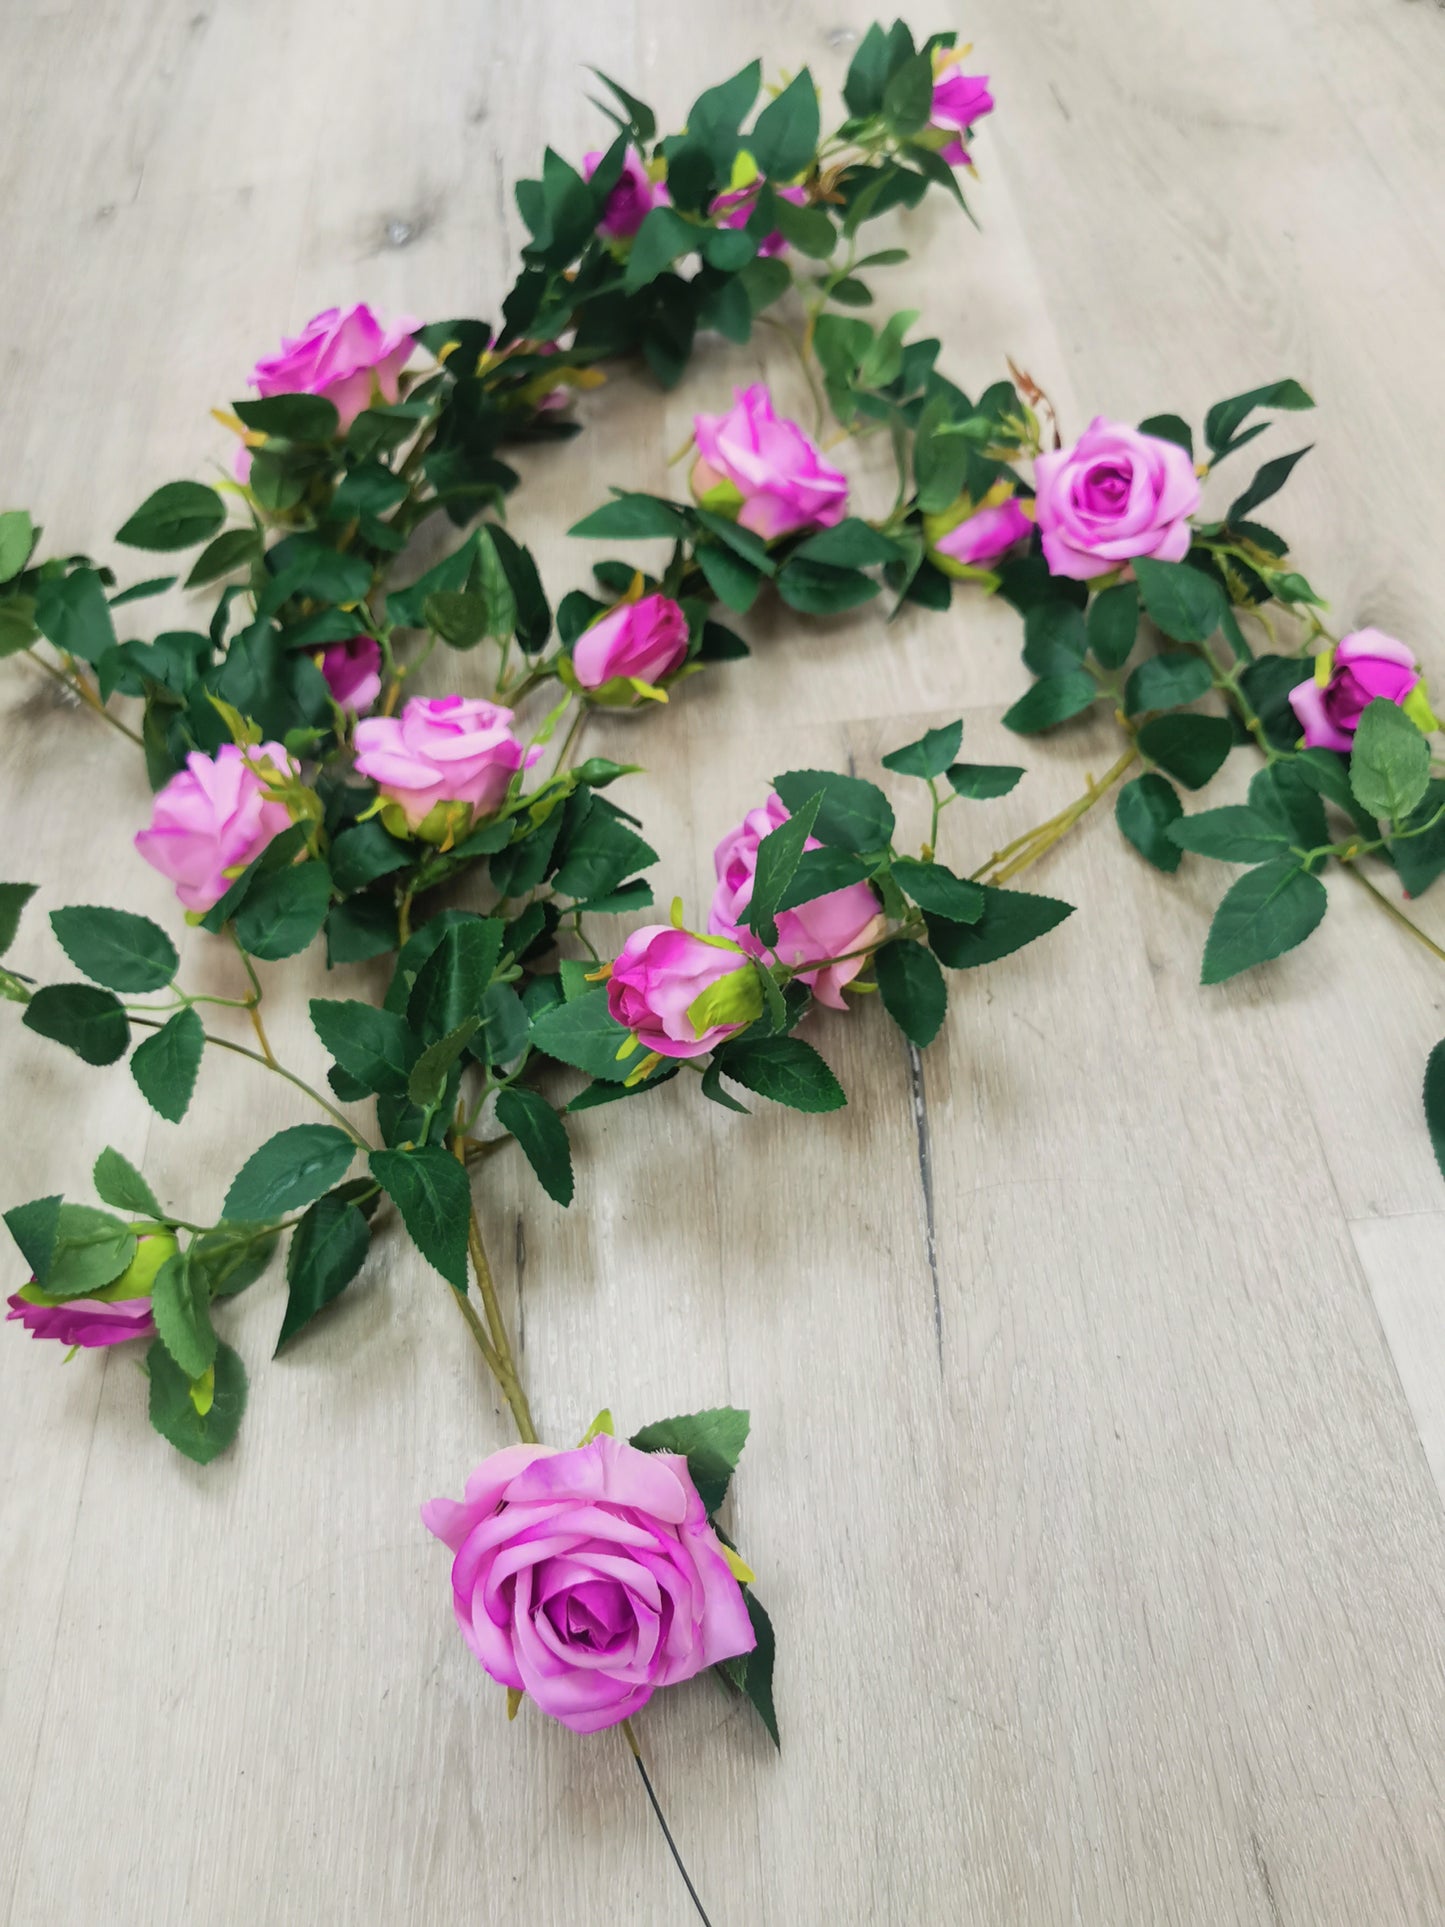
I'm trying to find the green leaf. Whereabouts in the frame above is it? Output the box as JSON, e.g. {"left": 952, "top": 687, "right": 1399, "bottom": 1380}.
{"left": 843, "top": 22, "right": 897, "bottom": 117}
{"left": 325, "top": 895, "right": 399, "bottom": 965}
{"left": 1249, "top": 763, "right": 1327, "bottom": 853}
{"left": 1227, "top": 446, "right": 1312, "bottom": 524}
{"left": 625, "top": 206, "right": 700, "bottom": 294}
{"left": 945, "top": 762, "right": 1023, "bottom": 800}
{"left": 699, "top": 1058, "right": 750, "bottom": 1111}
{"left": 745, "top": 791, "right": 822, "bottom": 947}
{"left": 1391, "top": 781, "right": 1445, "bottom": 898}
{"left": 1133, "top": 558, "right": 1225, "bottom": 644}
{"left": 772, "top": 769, "right": 893, "bottom": 853}
{"left": 33, "top": 568, "right": 116, "bottom": 665}
{"left": 485, "top": 525, "right": 551, "bottom": 652}
{"left": 45, "top": 1205, "right": 137, "bottom": 1300}
{"left": 423, "top": 590, "right": 490, "bottom": 648}
{"left": 1002, "top": 671, "right": 1097, "bottom": 734}
{"left": 131, "top": 1006, "right": 204, "bottom": 1121}
{"left": 476, "top": 983, "right": 530, "bottom": 1067}
{"left": 1138, "top": 414, "right": 1194, "bottom": 457}
{"left": 1022, "top": 602, "right": 1087, "bottom": 677}
{"left": 774, "top": 846, "right": 872, "bottom": 911}
{"left": 49, "top": 905, "right": 177, "bottom": 992}
{"left": 792, "top": 518, "right": 902, "bottom": 571}
{"left": 407, "top": 917, "right": 504, "bottom": 1042}
{"left": 1136, "top": 713, "right": 1234, "bottom": 789}
{"left": 309, "top": 999, "right": 419, "bottom": 1096}
{"left": 1115, "top": 774, "right": 1183, "bottom": 873}
{"left": 407, "top": 1018, "right": 481, "bottom": 1108}
{"left": 589, "top": 67, "right": 656, "bottom": 143}
{"left": 1425, "top": 1040, "right": 1445, "bottom": 1185}
{"left": 147, "top": 1340, "right": 247, "bottom": 1465}
{"left": 0, "top": 509, "right": 34, "bottom": 583}
{"left": 712, "top": 1034, "right": 845, "bottom": 1112}
{"left": 1087, "top": 581, "right": 1140, "bottom": 671}
{"left": 551, "top": 805, "right": 658, "bottom": 903}
{"left": 233, "top": 863, "right": 332, "bottom": 962}
{"left": 328, "top": 819, "right": 413, "bottom": 894}
{"left": 695, "top": 541, "right": 762, "bottom": 613}
{"left": 1349, "top": 698, "right": 1430, "bottom": 822}
{"left": 882, "top": 48, "right": 934, "bottom": 134}
{"left": 1205, "top": 379, "right": 1314, "bottom": 457}
{"left": 151, "top": 1249, "right": 217, "bottom": 1379}
{"left": 724, "top": 1590, "right": 779, "bottom": 1747}
{"left": 750, "top": 68, "right": 820, "bottom": 179}
{"left": 689, "top": 58, "right": 762, "bottom": 168}
{"left": 116, "top": 481, "right": 226, "bottom": 551}
{"left": 185, "top": 527, "right": 262, "bottom": 589}
{"left": 369, "top": 1146, "right": 470, "bottom": 1291}
{"left": 0, "top": 882, "right": 37, "bottom": 957}
{"left": 23, "top": 983, "right": 129, "bottom": 1064}
{"left": 629, "top": 1406, "right": 750, "bottom": 1515}
{"left": 926, "top": 886, "right": 1073, "bottom": 968}
{"left": 223, "top": 1124, "right": 356, "bottom": 1221}
{"left": 1200, "top": 858, "right": 1327, "bottom": 984}
{"left": 275, "top": 1190, "right": 371, "bottom": 1353}
{"left": 568, "top": 493, "right": 692, "bottom": 540}
{"left": 92, "top": 1147, "right": 163, "bottom": 1219}
{"left": 891, "top": 857, "right": 984, "bottom": 922}
{"left": 875, "top": 939, "right": 947, "bottom": 1047}
{"left": 496, "top": 1087, "right": 574, "bottom": 1206}
{"left": 529, "top": 986, "right": 634, "bottom": 1082}
{"left": 190, "top": 1223, "right": 278, "bottom": 1298}
{"left": 880, "top": 720, "right": 963, "bottom": 779}
{"left": 233, "top": 393, "right": 340, "bottom": 441}
{"left": 775, "top": 558, "right": 879, "bottom": 615}
{"left": 1167, "top": 806, "right": 1292, "bottom": 863}
{"left": 4, "top": 1195, "right": 61, "bottom": 1287}
{"left": 1124, "top": 651, "right": 1213, "bottom": 716}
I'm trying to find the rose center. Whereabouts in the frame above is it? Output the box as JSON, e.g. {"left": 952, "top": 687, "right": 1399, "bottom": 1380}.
{"left": 1078, "top": 460, "right": 1132, "bottom": 516}
{"left": 546, "top": 1577, "right": 633, "bottom": 1653}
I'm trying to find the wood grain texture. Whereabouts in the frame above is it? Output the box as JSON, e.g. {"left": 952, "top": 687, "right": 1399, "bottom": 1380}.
{"left": 4, "top": 2, "right": 1445, "bottom": 1922}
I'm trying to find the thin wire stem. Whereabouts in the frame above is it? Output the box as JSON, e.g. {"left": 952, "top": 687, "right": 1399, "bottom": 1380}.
{"left": 621, "top": 1721, "right": 715, "bottom": 1927}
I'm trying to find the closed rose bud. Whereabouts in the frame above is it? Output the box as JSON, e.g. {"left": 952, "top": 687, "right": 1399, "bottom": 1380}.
{"left": 1033, "top": 416, "right": 1200, "bottom": 581}
{"left": 135, "top": 742, "right": 295, "bottom": 914}
{"left": 929, "top": 49, "right": 994, "bottom": 166}
{"left": 582, "top": 147, "right": 664, "bottom": 239}
{"left": 923, "top": 488, "right": 1033, "bottom": 576}
{"left": 1288, "top": 629, "right": 1437, "bottom": 752}
{"left": 606, "top": 923, "right": 763, "bottom": 1060}
{"left": 691, "top": 383, "right": 848, "bottom": 540}
{"left": 353, "top": 694, "right": 541, "bottom": 833}
{"left": 6, "top": 1227, "right": 176, "bottom": 1350}
{"left": 571, "top": 593, "right": 690, "bottom": 696}
{"left": 423, "top": 1435, "right": 755, "bottom": 1734}
{"left": 709, "top": 793, "right": 886, "bottom": 1008}
{"left": 248, "top": 304, "right": 419, "bottom": 434}
{"left": 318, "top": 635, "right": 383, "bottom": 716}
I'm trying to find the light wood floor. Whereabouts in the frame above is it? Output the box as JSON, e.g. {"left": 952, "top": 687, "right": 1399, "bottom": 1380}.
{"left": 4, "top": 2, "right": 1445, "bottom": 1921}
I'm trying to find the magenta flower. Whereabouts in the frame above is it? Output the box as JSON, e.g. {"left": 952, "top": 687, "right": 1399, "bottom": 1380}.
{"left": 1288, "top": 630, "right": 1431, "bottom": 752}
{"left": 691, "top": 384, "right": 848, "bottom": 540}
{"left": 929, "top": 51, "right": 994, "bottom": 165}
{"left": 571, "top": 593, "right": 690, "bottom": 693}
{"left": 248, "top": 304, "right": 419, "bottom": 433}
{"left": 353, "top": 694, "right": 540, "bottom": 833}
{"left": 709, "top": 792, "right": 886, "bottom": 1008}
{"left": 135, "top": 742, "right": 295, "bottom": 914}
{"left": 318, "top": 636, "right": 383, "bottom": 716}
{"left": 423, "top": 1435, "right": 755, "bottom": 1735}
{"left": 7, "top": 1291, "right": 155, "bottom": 1348}
{"left": 606, "top": 924, "right": 760, "bottom": 1060}
{"left": 709, "top": 180, "right": 808, "bottom": 257}
{"left": 1034, "top": 417, "right": 1200, "bottom": 581}
{"left": 582, "top": 148, "right": 664, "bottom": 240}
{"left": 926, "top": 495, "right": 1033, "bottom": 575}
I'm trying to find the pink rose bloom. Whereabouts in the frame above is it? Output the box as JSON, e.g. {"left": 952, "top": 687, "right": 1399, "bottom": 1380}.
{"left": 1034, "top": 416, "right": 1200, "bottom": 582}
{"left": 6, "top": 1291, "right": 154, "bottom": 1348}
{"left": 423, "top": 1434, "right": 755, "bottom": 1734}
{"left": 709, "top": 792, "right": 886, "bottom": 1009}
{"left": 353, "top": 694, "right": 540, "bottom": 831}
{"left": 318, "top": 635, "right": 383, "bottom": 716}
{"left": 930, "top": 51, "right": 994, "bottom": 165}
{"left": 691, "top": 383, "right": 848, "bottom": 540}
{"left": 572, "top": 593, "right": 690, "bottom": 691}
{"left": 582, "top": 148, "right": 663, "bottom": 240}
{"left": 709, "top": 180, "right": 808, "bottom": 258}
{"left": 929, "top": 496, "right": 1033, "bottom": 573}
{"left": 135, "top": 742, "right": 295, "bottom": 913}
{"left": 607, "top": 924, "right": 758, "bottom": 1060}
{"left": 249, "top": 304, "right": 419, "bottom": 434}
{"left": 1288, "top": 629, "right": 1426, "bottom": 753}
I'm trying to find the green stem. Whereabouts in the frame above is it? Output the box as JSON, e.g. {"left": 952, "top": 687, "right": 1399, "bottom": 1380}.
{"left": 449, "top": 1134, "right": 537, "bottom": 1442}
{"left": 22, "top": 649, "right": 146, "bottom": 747}
{"left": 1339, "top": 862, "right": 1445, "bottom": 966}
{"left": 125, "top": 1012, "right": 370, "bottom": 1147}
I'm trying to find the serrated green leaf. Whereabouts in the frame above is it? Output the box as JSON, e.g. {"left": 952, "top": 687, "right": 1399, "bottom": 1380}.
{"left": 92, "top": 1147, "right": 163, "bottom": 1219}
{"left": 1124, "top": 651, "right": 1213, "bottom": 716}
{"left": 116, "top": 481, "right": 226, "bottom": 551}
{"left": 131, "top": 1006, "right": 204, "bottom": 1121}
{"left": 369, "top": 1146, "right": 470, "bottom": 1291}
{"left": 874, "top": 939, "right": 946, "bottom": 1047}
{"left": 711, "top": 1034, "right": 845, "bottom": 1111}
{"left": 50, "top": 905, "right": 177, "bottom": 992}
{"left": 1136, "top": 712, "right": 1234, "bottom": 789}
{"left": 0, "top": 882, "right": 37, "bottom": 958}
{"left": 1115, "top": 774, "right": 1183, "bottom": 873}
{"left": 1200, "top": 859, "right": 1328, "bottom": 984}
{"left": 891, "top": 858, "right": 984, "bottom": 922}
{"left": 22, "top": 984, "right": 129, "bottom": 1064}
{"left": 1167, "top": 806, "right": 1292, "bottom": 863}
{"left": 1349, "top": 698, "right": 1430, "bottom": 823}
{"left": 45, "top": 1205, "right": 136, "bottom": 1300}
{"left": 629, "top": 1406, "right": 750, "bottom": 1514}
{"left": 407, "top": 1018, "right": 481, "bottom": 1108}
{"left": 275, "top": 1190, "right": 371, "bottom": 1353}
{"left": 1133, "top": 557, "right": 1225, "bottom": 645}
{"left": 496, "top": 1087, "right": 574, "bottom": 1206}
{"left": 233, "top": 863, "right": 332, "bottom": 962}
{"left": 147, "top": 1339, "right": 247, "bottom": 1464}
{"left": 151, "top": 1249, "right": 217, "bottom": 1379}
{"left": 926, "top": 886, "right": 1073, "bottom": 968}
{"left": 1002, "top": 671, "right": 1097, "bottom": 735}
{"left": 881, "top": 721, "right": 963, "bottom": 780}
{"left": 772, "top": 769, "right": 893, "bottom": 854}
{"left": 945, "top": 763, "right": 1023, "bottom": 800}
{"left": 223, "top": 1124, "right": 356, "bottom": 1221}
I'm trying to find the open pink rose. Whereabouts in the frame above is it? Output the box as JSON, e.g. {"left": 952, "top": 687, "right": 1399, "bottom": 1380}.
{"left": 926, "top": 495, "right": 1032, "bottom": 574}
{"left": 607, "top": 924, "right": 760, "bottom": 1060}
{"left": 249, "top": 304, "right": 419, "bottom": 434}
{"left": 1034, "top": 417, "right": 1200, "bottom": 581}
{"left": 709, "top": 792, "right": 886, "bottom": 1008}
{"left": 709, "top": 180, "right": 808, "bottom": 257}
{"left": 691, "top": 384, "right": 848, "bottom": 540}
{"left": 1288, "top": 629, "right": 1429, "bottom": 753}
{"left": 572, "top": 593, "right": 690, "bottom": 692}
{"left": 353, "top": 695, "right": 540, "bottom": 833}
{"left": 930, "top": 51, "right": 994, "bottom": 166}
{"left": 423, "top": 1434, "right": 755, "bottom": 1734}
{"left": 582, "top": 148, "right": 664, "bottom": 240}
{"left": 318, "top": 635, "right": 383, "bottom": 716}
{"left": 135, "top": 742, "right": 294, "bottom": 913}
